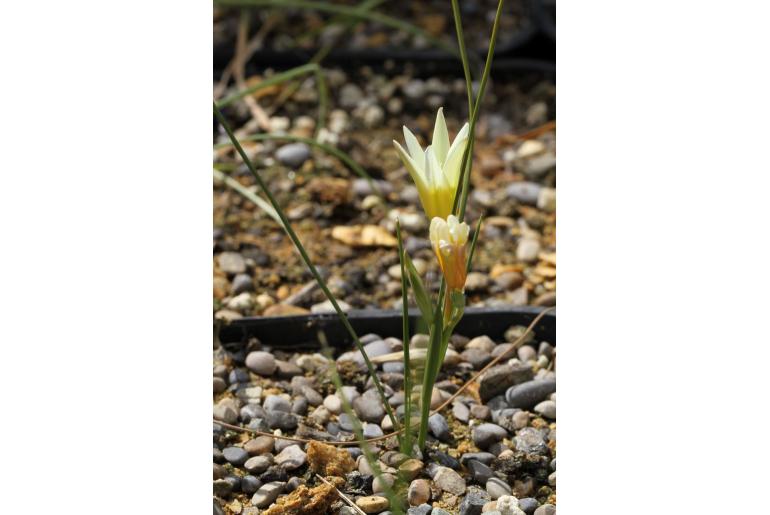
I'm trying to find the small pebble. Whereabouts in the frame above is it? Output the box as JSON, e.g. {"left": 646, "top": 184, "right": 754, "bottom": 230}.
{"left": 472, "top": 423, "right": 508, "bottom": 449}
{"left": 356, "top": 496, "right": 390, "bottom": 514}
{"left": 274, "top": 445, "right": 306, "bottom": 471}
{"left": 433, "top": 466, "right": 466, "bottom": 495}
{"left": 408, "top": 479, "right": 431, "bottom": 506}
{"left": 486, "top": 477, "right": 513, "bottom": 499}
{"left": 245, "top": 351, "right": 276, "bottom": 376}
{"left": 534, "top": 400, "right": 556, "bottom": 419}
{"left": 222, "top": 446, "right": 249, "bottom": 467}
{"left": 250, "top": 481, "right": 284, "bottom": 508}
{"left": 275, "top": 142, "right": 311, "bottom": 168}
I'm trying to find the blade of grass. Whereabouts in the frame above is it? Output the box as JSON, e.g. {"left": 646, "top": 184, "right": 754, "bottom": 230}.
{"left": 451, "top": 0, "right": 505, "bottom": 222}
{"left": 213, "top": 168, "right": 281, "bottom": 224}
{"left": 450, "top": 0, "right": 474, "bottom": 117}
{"left": 321, "top": 337, "right": 403, "bottom": 515}
{"left": 216, "top": 62, "right": 320, "bottom": 108}
{"left": 214, "top": 133, "right": 382, "bottom": 198}
{"left": 395, "top": 220, "right": 412, "bottom": 454}
{"left": 313, "top": 66, "right": 328, "bottom": 136}
{"left": 214, "top": 103, "right": 400, "bottom": 433}
{"left": 466, "top": 213, "right": 484, "bottom": 273}
{"left": 216, "top": 0, "right": 459, "bottom": 57}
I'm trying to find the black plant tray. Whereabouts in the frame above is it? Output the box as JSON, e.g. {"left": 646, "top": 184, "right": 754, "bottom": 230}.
{"left": 218, "top": 306, "right": 555, "bottom": 351}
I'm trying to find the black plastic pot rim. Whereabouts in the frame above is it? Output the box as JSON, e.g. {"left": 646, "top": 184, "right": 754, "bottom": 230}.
{"left": 217, "top": 306, "right": 555, "bottom": 350}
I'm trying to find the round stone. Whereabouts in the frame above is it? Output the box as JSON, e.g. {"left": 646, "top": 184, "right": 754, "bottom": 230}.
{"left": 244, "top": 455, "right": 273, "bottom": 474}
{"left": 250, "top": 481, "right": 285, "bottom": 508}
{"left": 356, "top": 496, "right": 389, "bottom": 514}
{"left": 408, "top": 479, "right": 431, "bottom": 506}
{"left": 433, "top": 466, "right": 466, "bottom": 495}
{"left": 487, "top": 477, "right": 513, "bottom": 499}
{"left": 244, "top": 436, "right": 274, "bottom": 455}
{"left": 275, "top": 142, "right": 311, "bottom": 168}
{"left": 263, "top": 394, "right": 291, "bottom": 413}
{"left": 428, "top": 413, "right": 451, "bottom": 442}
{"left": 534, "top": 400, "right": 556, "bottom": 419}
{"left": 533, "top": 505, "right": 556, "bottom": 515}
{"left": 274, "top": 445, "right": 307, "bottom": 471}
{"left": 518, "top": 498, "right": 539, "bottom": 515}
{"left": 323, "top": 395, "right": 342, "bottom": 415}
{"left": 472, "top": 423, "right": 508, "bottom": 449}
{"left": 222, "top": 446, "right": 249, "bottom": 467}
{"left": 245, "top": 351, "right": 276, "bottom": 376}
{"left": 213, "top": 376, "right": 226, "bottom": 394}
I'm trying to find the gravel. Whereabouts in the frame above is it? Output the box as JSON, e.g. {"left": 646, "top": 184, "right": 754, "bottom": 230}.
{"left": 472, "top": 423, "right": 509, "bottom": 450}
{"left": 275, "top": 142, "right": 311, "bottom": 168}
{"left": 245, "top": 351, "right": 276, "bottom": 376}
{"left": 505, "top": 380, "right": 557, "bottom": 409}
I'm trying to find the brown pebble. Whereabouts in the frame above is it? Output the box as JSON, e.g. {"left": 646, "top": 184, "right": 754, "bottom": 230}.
{"left": 244, "top": 435, "right": 274, "bottom": 455}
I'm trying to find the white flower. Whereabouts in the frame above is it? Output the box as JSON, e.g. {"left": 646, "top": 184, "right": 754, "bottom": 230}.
{"left": 393, "top": 108, "right": 469, "bottom": 220}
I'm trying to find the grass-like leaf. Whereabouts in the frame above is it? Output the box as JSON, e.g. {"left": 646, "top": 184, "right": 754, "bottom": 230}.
{"left": 214, "top": 103, "right": 400, "bottom": 433}
{"left": 403, "top": 251, "right": 433, "bottom": 327}
{"left": 451, "top": 0, "right": 505, "bottom": 221}
{"left": 213, "top": 168, "right": 281, "bottom": 224}
{"left": 321, "top": 336, "right": 404, "bottom": 515}
{"left": 216, "top": 62, "right": 320, "bottom": 108}
{"left": 466, "top": 213, "right": 484, "bottom": 273}
{"left": 396, "top": 220, "right": 413, "bottom": 454}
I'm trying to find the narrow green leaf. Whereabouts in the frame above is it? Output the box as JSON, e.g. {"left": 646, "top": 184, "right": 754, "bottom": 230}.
{"left": 214, "top": 104, "right": 400, "bottom": 434}
{"left": 320, "top": 337, "right": 403, "bottom": 515}
{"left": 466, "top": 213, "right": 484, "bottom": 273}
{"left": 396, "top": 221, "right": 412, "bottom": 453}
{"left": 404, "top": 252, "right": 433, "bottom": 326}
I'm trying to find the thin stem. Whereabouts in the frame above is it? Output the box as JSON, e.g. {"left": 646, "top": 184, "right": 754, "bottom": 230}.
{"left": 214, "top": 103, "right": 400, "bottom": 433}
{"left": 313, "top": 66, "right": 328, "bottom": 136}
{"left": 450, "top": 0, "right": 474, "bottom": 117}
{"left": 322, "top": 342, "right": 403, "bottom": 515}
{"left": 213, "top": 168, "right": 281, "bottom": 224}
{"left": 216, "top": 63, "right": 320, "bottom": 108}
{"left": 417, "top": 281, "right": 445, "bottom": 450}
{"left": 396, "top": 220, "right": 412, "bottom": 453}
{"left": 466, "top": 213, "right": 484, "bottom": 273}
{"left": 451, "top": 0, "right": 505, "bottom": 221}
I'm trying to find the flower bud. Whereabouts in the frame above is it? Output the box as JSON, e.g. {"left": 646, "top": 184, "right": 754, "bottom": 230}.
{"left": 429, "top": 215, "right": 469, "bottom": 292}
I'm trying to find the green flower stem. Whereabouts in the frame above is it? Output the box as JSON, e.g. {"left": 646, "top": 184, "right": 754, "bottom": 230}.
{"left": 396, "top": 221, "right": 413, "bottom": 454}
{"left": 214, "top": 103, "right": 400, "bottom": 434}
{"left": 417, "top": 281, "right": 446, "bottom": 450}
{"left": 450, "top": 0, "right": 474, "bottom": 116}
{"left": 451, "top": 0, "right": 505, "bottom": 222}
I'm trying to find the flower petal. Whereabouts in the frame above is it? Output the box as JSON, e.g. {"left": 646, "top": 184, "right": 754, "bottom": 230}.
{"left": 394, "top": 140, "right": 428, "bottom": 189}
{"left": 443, "top": 122, "right": 469, "bottom": 187}
{"left": 403, "top": 126, "right": 424, "bottom": 162}
{"left": 432, "top": 107, "right": 450, "bottom": 165}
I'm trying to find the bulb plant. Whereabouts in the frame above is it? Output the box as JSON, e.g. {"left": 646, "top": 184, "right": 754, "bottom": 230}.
{"left": 215, "top": 6, "right": 506, "bottom": 513}
{"left": 394, "top": 112, "right": 476, "bottom": 450}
